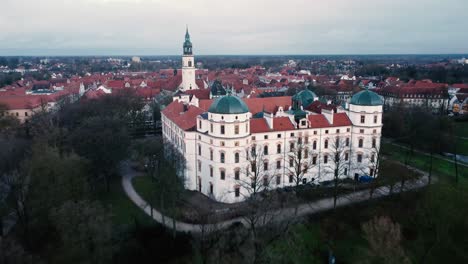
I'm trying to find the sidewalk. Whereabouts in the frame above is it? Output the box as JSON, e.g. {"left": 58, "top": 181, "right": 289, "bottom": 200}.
{"left": 121, "top": 162, "right": 431, "bottom": 233}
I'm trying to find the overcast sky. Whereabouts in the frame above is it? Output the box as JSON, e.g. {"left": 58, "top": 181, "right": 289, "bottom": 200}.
{"left": 1, "top": 0, "right": 467, "bottom": 56}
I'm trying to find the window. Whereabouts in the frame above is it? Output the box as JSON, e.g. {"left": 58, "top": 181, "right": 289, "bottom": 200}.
{"left": 221, "top": 125, "right": 225, "bottom": 134}
{"left": 305, "top": 136, "right": 309, "bottom": 144}
{"left": 345, "top": 152, "right": 349, "bottom": 161}
{"left": 210, "top": 150, "right": 213, "bottom": 161}
{"left": 324, "top": 140, "right": 328, "bottom": 149}
{"left": 373, "top": 129, "right": 377, "bottom": 134}
{"left": 302, "top": 178, "right": 307, "bottom": 184}
{"left": 277, "top": 134, "right": 282, "bottom": 138}
{"left": 290, "top": 142, "right": 295, "bottom": 151}
{"left": 221, "top": 141, "right": 225, "bottom": 147}
{"left": 198, "top": 145, "right": 201, "bottom": 155}
{"left": 344, "top": 168, "right": 348, "bottom": 175}
{"left": 301, "top": 120, "right": 306, "bottom": 126}
{"left": 210, "top": 123, "right": 213, "bottom": 133}
{"left": 220, "top": 152, "right": 225, "bottom": 163}
{"left": 325, "top": 130, "right": 329, "bottom": 134}
{"left": 298, "top": 137, "right": 302, "bottom": 145}
{"left": 210, "top": 167, "right": 213, "bottom": 177}
{"left": 346, "top": 138, "right": 350, "bottom": 147}
{"left": 372, "top": 138, "right": 376, "bottom": 148}
{"left": 220, "top": 170, "right": 225, "bottom": 180}
{"left": 336, "top": 129, "right": 340, "bottom": 133}
{"left": 263, "top": 145, "right": 268, "bottom": 155}
{"left": 235, "top": 141, "right": 239, "bottom": 146}
{"left": 210, "top": 183, "right": 213, "bottom": 194}
{"left": 313, "top": 141, "right": 317, "bottom": 150}
{"left": 360, "top": 115, "right": 365, "bottom": 123}
{"left": 235, "top": 125, "right": 239, "bottom": 135}
{"left": 304, "top": 149, "right": 309, "bottom": 159}
{"left": 358, "top": 139, "right": 363, "bottom": 148}
{"left": 188, "top": 60, "right": 192, "bottom": 67}
{"left": 303, "top": 164, "right": 308, "bottom": 173}
{"left": 251, "top": 162, "right": 256, "bottom": 172}
{"left": 199, "top": 120, "right": 202, "bottom": 129}
{"left": 264, "top": 135, "right": 268, "bottom": 140}
{"left": 335, "top": 138, "right": 340, "bottom": 148}
{"left": 277, "top": 144, "right": 281, "bottom": 154}
{"left": 289, "top": 174, "right": 293, "bottom": 183}
{"left": 370, "top": 169, "right": 374, "bottom": 176}
{"left": 263, "top": 162, "right": 268, "bottom": 171}
{"left": 276, "top": 160, "right": 281, "bottom": 169}
{"left": 313, "top": 131, "right": 317, "bottom": 135}
{"left": 252, "top": 136, "right": 256, "bottom": 140}
{"left": 347, "top": 128, "right": 350, "bottom": 132}
{"left": 235, "top": 170, "right": 240, "bottom": 180}
{"left": 251, "top": 146, "right": 256, "bottom": 156}
{"left": 289, "top": 157, "right": 294, "bottom": 167}
{"left": 312, "top": 156, "right": 317, "bottom": 165}
{"left": 371, "top": 154, "right": 375, "bottom": 163}
{"left": 263, "top": 177, "right": 269, "bottom": 187}
{"left": 25, "top": 112, "right": 28, "bottom": 117}
{"left": 290, "top": 133, "right": 295, "bottom": 137}
{"left": 357, "top": 154, "right": 363, "bottom": 163}
{"left": 15, "top": 112, "right": 18, "bottom": 117}
{"left": 235, "top": 186, "right": 240, "bottom": 197}
{"left": 198, "top": 160, "right": 201, "bottom": 172}
{"left": 276, "top": 175, "right": 281, "bottom": 185}
{"left": 324, "top": 155, "right": 328, "bottom": 164}
{"left": 235, "top": 152, "right": 240, "bottom": 163}
{"left": 374, "top": 115, "right": 378, "bottom": 124}
{"left": 360, "top": 129, "right": 364, "bottom": 134}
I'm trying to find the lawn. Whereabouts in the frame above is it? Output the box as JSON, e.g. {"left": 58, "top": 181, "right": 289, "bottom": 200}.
{"left": 382, "top": 142, "right": 468, "bottom": 184}
{"left": 98, "top": 176, "right": 154, "bottom": 227}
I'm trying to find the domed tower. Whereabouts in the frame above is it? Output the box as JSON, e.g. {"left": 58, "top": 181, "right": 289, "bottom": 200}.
{"left": 180, "top": 26, "right": 198, "bottom": 91}
{"left": 348, "top": 88, "right": 384, "bottom": 178}
{"left": 203, "top": 94, "right": 251, "bottom": 138}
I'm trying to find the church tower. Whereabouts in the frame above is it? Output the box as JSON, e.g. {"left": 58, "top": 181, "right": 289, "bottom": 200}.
{"left": 180, "top": 26, "right": 198, "bottom": 91}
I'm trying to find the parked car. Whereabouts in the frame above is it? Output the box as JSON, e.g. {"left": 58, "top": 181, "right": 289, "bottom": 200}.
{"left": 358, "top": 175, "right": 374, "bottom": 183}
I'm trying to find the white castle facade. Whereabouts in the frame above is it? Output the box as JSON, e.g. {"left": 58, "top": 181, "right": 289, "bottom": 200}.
{"left": 161, "top": 30, "right": 384, "bottom": 203}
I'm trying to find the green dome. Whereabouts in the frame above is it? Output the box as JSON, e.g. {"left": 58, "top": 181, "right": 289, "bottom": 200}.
{"left": 350, "top": 89, "right": 383, "bottom": 106}
{"left": 293, "top": 89, "right": 317, "bottom": 108}
{"left": 208, "top": 95, "right": 249, "bottom": 114}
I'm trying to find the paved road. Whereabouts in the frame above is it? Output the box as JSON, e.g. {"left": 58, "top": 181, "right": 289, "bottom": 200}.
{"left": 121, "top": 162, "right": 430, "bottom": 233}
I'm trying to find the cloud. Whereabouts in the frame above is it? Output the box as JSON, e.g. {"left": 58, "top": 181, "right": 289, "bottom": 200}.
{"left": 0, "top": 0, "right": 467, "bottom": 55}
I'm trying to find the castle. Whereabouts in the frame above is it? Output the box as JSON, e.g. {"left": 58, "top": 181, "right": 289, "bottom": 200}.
{"left": 161, "top": 29, "right": 384, "bottom": 203}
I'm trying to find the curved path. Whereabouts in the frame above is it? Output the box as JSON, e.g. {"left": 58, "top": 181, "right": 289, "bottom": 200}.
{"left": 121, "top": 162, "right": 430, "bottom": 233}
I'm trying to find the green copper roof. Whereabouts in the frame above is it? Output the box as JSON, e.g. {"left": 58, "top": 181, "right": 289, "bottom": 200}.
{"left": 350, "top": 89, "right": 383, "bottom": 106}
{"left": 292, "top": 89, "right": 317, "bottom": 108}
{"left": 208, "top": 95, "right": 249, "bottom": 114}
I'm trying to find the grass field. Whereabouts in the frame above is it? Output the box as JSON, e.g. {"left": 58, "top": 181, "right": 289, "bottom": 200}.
{"left": 99, "top": 176, "right": 154, "bottom": 227}
{"left": 382, "top": 143, "right": 468, "bottom": 184}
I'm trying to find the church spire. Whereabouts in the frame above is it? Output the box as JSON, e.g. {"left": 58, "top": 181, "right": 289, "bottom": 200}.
{"left": 183, "top": 25, "right": 193, "bottom": 55}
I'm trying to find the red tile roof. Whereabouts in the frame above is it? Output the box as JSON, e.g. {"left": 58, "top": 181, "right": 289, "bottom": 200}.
{"left": 162, "top": 101, "right": 205, "bottom": 131}
{"left": 308, "top": 113, "right": 352, "bottom": 128}
{"left": 273, "top": 117, "right": 295, "bottom": 131}
{"left": 198, "top": 96, "right": 292, "bottom": 115}
{"left": 250, "top": 118, "right": 270, "bottom": 133}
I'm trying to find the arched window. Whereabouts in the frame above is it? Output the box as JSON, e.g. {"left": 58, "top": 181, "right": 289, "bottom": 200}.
{"left": 277, "top": 144, "right": 281, "bottom": 154}
{"left": 346, "top": 138, "right": 350, "bottom": 147}
{"left": 313, "top": 141, "right": 317, "bottom": 150}
{"left": 324, "top": 140, "right": 328, "bottom": 149}
{"left": 188, "top": 60, "right": 192, "bottom": 67}
{"left": 372, "top": 138, "right": 376, "bottom": 148}
{"left": 263, "top": 145, "right": 268, "bottom": 155}
{"left": 358, "top": 139, "right": 363, "bottom": 148}
{"left": 220, "top": 152, "right": 225, "bottom": 163}
{"left": 235, "top": 152, "right": 240, "bottom": 163}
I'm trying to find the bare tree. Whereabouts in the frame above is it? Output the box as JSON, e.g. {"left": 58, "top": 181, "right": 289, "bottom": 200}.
{"left": 285, "top": 139, "right": 317, "bottom": 187}
{"left": 234, "top": 144, "right": 282, "bottom": 263}
{"left": 322, "top": 136, "right": 351, "bottom": 209}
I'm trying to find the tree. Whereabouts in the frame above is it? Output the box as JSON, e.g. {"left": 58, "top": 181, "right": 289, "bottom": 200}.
{"left": 322, "top": 136, "right": 351, "bottom": 209}
{"left": 361, "top": 216, "right": 410, "bottom": 264}
{"left": 234, "top": 144, "right": 288, "bottom": 263}
{"left": 50, "top": 200, "right": 113, "bottom": 264}
{"left": 0, "top": 103, "right": 20, "bottom": 133}
{"left": 285, "top": 138, "right": 317, "bottom": 188}
{"left": 70, "top": 115, "right": 130, "bottom": 191}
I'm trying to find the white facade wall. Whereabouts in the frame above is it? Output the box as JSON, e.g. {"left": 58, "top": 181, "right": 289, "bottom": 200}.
{"left": 162, "top": 102, "right": 382, "bottom": 203}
